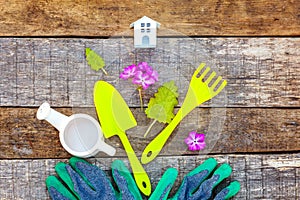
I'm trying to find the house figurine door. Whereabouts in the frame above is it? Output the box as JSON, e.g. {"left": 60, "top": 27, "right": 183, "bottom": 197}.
{"left": 130, "top": 16, "right": 160, "bottom": 48}
{"left": 142, "top": 35, "right": 150, "bottom": 46}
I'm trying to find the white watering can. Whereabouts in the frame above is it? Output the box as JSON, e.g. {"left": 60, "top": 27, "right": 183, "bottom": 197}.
{"left": 36, "top": 102, "right": 116, "bottom": 158}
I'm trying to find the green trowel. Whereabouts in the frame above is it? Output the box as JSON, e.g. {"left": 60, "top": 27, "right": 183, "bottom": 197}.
{"left": 94, "top": 80, "right": 151, "bottom": 196}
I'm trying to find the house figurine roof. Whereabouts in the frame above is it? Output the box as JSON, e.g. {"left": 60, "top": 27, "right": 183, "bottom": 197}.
{"left": 130, "top": 16, "right": 161, "bottom": 28}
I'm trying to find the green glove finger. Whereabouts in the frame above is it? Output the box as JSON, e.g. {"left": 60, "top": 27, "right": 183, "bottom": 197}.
{"left": 186, "top": 157, "right": 218, "bottom": 178}
{"left": 46, "top": 158, "right": 92, "bottom": 200}
{"left": 111, "top": 160, "right": 143, "bottom": 200}
{"left": 211, "top": 162, "right": 232, "bottom": 187}
{"left": 68, "top": 157, "right": 117, "bottom": 199}
{"left": 55, "top": 161, "right": 94, "bottom": 199}
{"left": 171, "top": 157, "right": 218, "bottom": 199}
{"left": 54, "top": 162, "right": 84, "bottom": 199}
{"left": 193, "top": 163, "right": 232, "bottom": 200}
{"left": 54, "top": 157, "right": 117, "bottom": 200}
{"left": 149, "top": 168, "right": 178, "bottom": 200}
{"left": 214, "top": 181, "right": 241, "bottom": 200}
{"left": 45, "top": 175, "right": 77, "bottom": 200}
{"left": 68, "top": 157, "right": 97, "bottom": 189}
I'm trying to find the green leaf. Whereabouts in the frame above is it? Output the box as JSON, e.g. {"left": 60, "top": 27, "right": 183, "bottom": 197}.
{"left": 147, "top": 104, "right": 167, "bottom": 122}
{"left": 145, "top": 81, "right": 178, "bottom": 124}
{"left": 161, "top": 81, "right": 179, "bottom": 98}
{"left": 85, "top": 48, "right": 107, "bottom": 75}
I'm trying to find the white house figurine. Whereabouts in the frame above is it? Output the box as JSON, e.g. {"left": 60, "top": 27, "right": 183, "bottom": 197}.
{"left": 130, "top": 16, "right": 160, "bottom": 48}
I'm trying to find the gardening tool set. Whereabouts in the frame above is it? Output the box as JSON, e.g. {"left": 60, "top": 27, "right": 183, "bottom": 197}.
{"left": 38, "top": 63, "right": 239, "bottom": 199}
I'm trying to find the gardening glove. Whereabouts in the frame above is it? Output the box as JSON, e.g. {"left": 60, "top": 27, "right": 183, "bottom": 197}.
{"left": 149, "top": 158, "right": 240, "bottom": 200}
{"left": 170, "top": 157, "right": 240, "bottom": 200}
{"left": 46, "top": 157, "right": 142, "bottom": 200}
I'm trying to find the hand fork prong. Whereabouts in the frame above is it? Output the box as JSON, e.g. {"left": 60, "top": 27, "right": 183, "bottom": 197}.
{"left": 193, "top": 63, "right": 206, "bottom": 78}
{"left": 205, "top": 71, "right": 216, "bottom": 85}
{"left": 211, "top": 76, "right": 227, "bottom": 94}
{"left": 211, "top": 76, "right": 222, "bottom": 90}
{"left": 199, "top": 67, "right": 211, "bottom": 80}
{"left": 215, "top": 80, "right": 227, "bottom": 94}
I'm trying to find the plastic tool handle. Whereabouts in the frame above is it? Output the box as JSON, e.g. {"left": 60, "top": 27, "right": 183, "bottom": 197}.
{"left": 118, "top": 131, "right": 151, "bottom": 196}
{"left": 141, "top": 109, "right": 184, "bottom": 164}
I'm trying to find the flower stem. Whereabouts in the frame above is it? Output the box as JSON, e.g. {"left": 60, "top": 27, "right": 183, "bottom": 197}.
{"left": 138, "top": 88, "right": 143, "bottom": 111}
{"left": 101, "top": 68, "right": 108, "bottom": 75}
{"left": 144, "top": 119, "right": 157, "bottom": 138}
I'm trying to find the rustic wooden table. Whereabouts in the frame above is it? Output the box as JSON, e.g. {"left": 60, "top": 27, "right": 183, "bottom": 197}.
{"left": 0, "top": 1, "right": 299, "bottom": 199}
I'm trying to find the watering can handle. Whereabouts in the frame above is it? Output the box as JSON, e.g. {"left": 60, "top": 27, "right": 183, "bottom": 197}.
{"left": 98, "top": 140, "right": 116, "bottom": 156}
{"left": 118, "top": 132, "right": 151, "bottom": 196}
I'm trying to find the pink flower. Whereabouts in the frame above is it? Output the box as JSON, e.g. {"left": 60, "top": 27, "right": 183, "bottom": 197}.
{"left": 120, "top": 62, "right": 158, "bottom": 110}
{"left": 184, "top": 131, "right": 206, "bottom": 151}
{"left": 120, "top": 64, "right": 137, "bottom": 80}
{"left": 149, "top": 69, "right": 159, "bottom": 82}
{"left": 132, "top": 71, "right": 155, "bottom": 90}
{"left": 137, "top": 62, "right": 159, "bottom": 81}
{"left": 138, "top": 62, "right": 152, "bottom": 72}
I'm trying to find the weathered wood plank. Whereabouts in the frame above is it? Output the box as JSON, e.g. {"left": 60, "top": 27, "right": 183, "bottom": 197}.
{"left": 0, "top": 0, "right": 299, "bottom": 36}
{"left": 0, "top": 154, "right": 299, "bottom": 199}
{"left": 1, "top": 107, "right": 299, "bottom": 158}
{"left": 1, "top": 38, "right": 299, "bottom": 107}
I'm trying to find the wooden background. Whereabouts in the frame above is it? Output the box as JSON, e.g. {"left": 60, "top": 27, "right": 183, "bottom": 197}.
{"left": 0, "top": 0, "right": 299, "bottom": 199}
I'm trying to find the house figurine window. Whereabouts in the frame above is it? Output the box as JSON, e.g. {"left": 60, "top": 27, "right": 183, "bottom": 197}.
{"left": 130, "top": 16, "right": 160, "bottom": 48}
{"left": 141, "top": 23, "right": 145, "bottom": 33}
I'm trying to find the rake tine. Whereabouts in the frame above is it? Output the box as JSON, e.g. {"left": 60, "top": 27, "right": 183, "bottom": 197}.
{"left": 211, "top": 76, "right": 222, "bottom": 90}
{"left": 193, "top": 63, "right": 206, "bottom": 77}
{"left": 215, "top": 79, "right": 227, "bottom": 94}
{"left": 205, "top": 71, "right": 216, "bottom": 85}
{"left": 199, "top": 67, "right": 211, "bottom": 80}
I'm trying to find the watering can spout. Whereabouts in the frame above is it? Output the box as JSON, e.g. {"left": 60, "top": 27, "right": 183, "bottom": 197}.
{"left": 37, "top": 102, "right": 69, "bottom": 132}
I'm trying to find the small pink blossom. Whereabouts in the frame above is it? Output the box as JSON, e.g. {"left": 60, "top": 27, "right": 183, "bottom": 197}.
{"left": 184, "top": 131, "right": 206, "bottom": 151}
{"left": 138, "top": 62, "right": 152, "bottom": 73}
{"left": 120, "top": 62, "right": 158, "bottom": 110}
{"left": 132, "top": 71, "right": 155, "bottom": 90}
{"left": 149, "top": 70, "right": 159, "bottom": 82}
{"left": 120, "top": 62, "right": 158, "bottom": 89}
{"left": 119, "top": 64, "right": 137, "bottom": 80}
{"left": 137, "top": 62, "right": 158, "bottom": 81}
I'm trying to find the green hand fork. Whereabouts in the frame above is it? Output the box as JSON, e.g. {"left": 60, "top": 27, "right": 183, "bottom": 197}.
{"left": 141, "top": 63, "right": 227, "bottom": 164}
